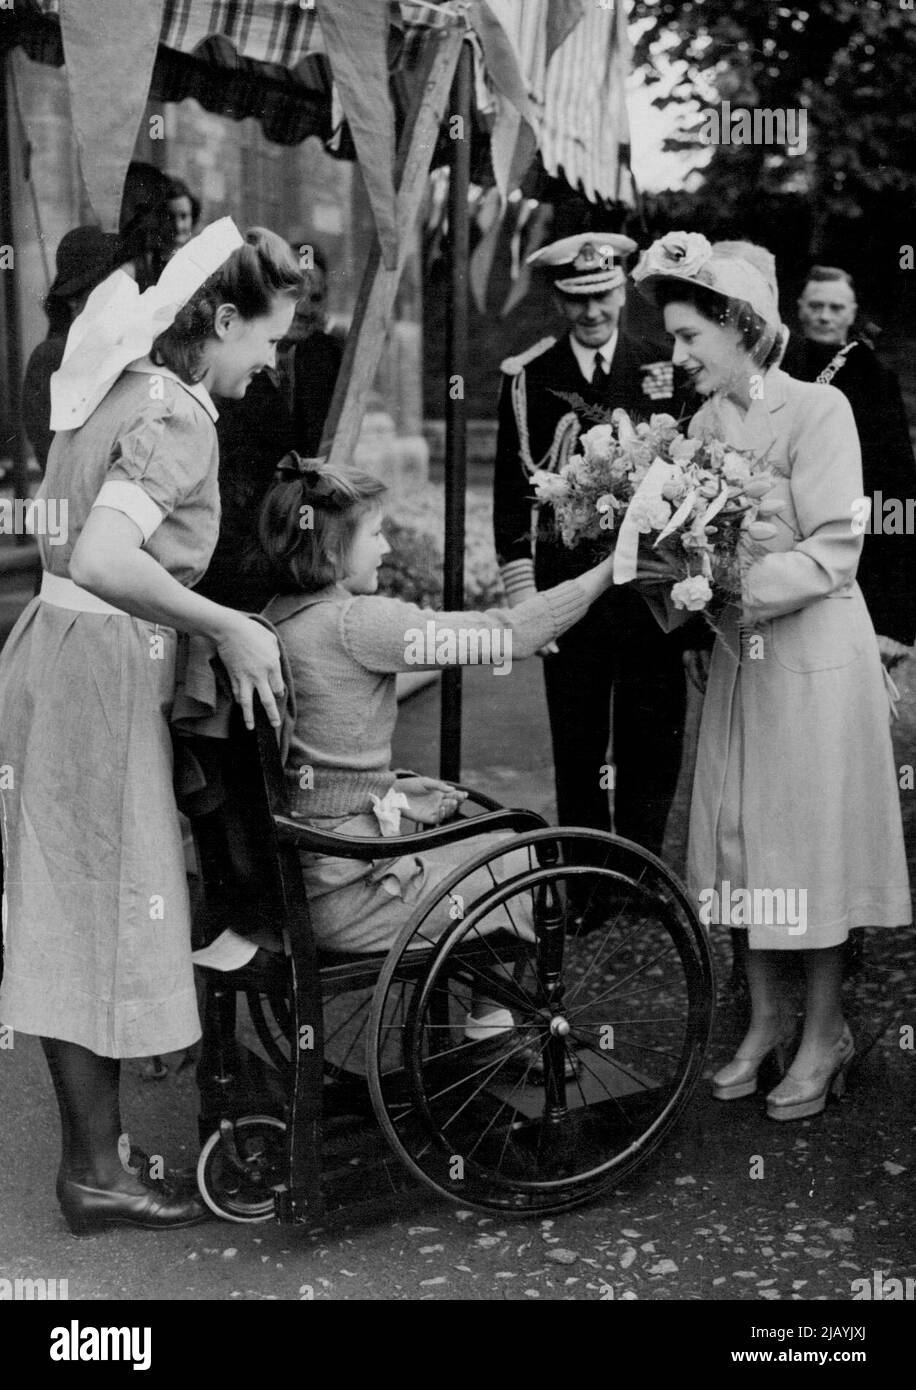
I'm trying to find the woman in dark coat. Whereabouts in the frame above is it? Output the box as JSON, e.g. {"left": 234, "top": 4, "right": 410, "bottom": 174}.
{"left": 21, "top": 227, "right": 121, "bottom": 473}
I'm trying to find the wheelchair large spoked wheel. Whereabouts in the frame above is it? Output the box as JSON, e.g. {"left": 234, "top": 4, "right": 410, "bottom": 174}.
{"left": 244, "top": 972, "right": 410, "bottom": 1101}
{"left": 367, "top": 829, "right": 714, "bottom": 1215}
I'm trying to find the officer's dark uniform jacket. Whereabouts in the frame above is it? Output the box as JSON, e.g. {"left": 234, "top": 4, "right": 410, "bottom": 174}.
{"left": 782, "top": 334, "right": 916, "bottom": 647}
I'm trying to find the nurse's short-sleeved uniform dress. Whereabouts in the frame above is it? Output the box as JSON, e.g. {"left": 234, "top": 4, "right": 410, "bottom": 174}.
{"left": 0, "top": 361, "right": 220, "bottom": 1057}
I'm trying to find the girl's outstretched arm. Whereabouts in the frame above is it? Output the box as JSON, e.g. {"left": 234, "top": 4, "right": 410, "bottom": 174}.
{"left": 341, "top": 554, "right": 617, "bottom": 675}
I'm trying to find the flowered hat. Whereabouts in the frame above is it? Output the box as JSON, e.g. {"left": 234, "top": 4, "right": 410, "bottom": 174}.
{"left": 632, "top": 231, "right": 780, "bottom": 330}
{"left": 713, "top": 239, "right": 780, "bottom": 309}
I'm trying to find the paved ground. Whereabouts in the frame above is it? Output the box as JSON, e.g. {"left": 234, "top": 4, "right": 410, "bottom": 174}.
{"left": 1, "top": 629, "right": 914, "bottom": 1303}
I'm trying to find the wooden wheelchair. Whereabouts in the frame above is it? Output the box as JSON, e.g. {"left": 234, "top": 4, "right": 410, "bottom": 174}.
{"left": 179, "top": 706, "right": 714, "bottom": 1225}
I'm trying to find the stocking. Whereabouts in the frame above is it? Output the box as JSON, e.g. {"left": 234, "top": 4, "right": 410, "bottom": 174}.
{"left": 40, "top": 1037, "right": 124, "bottom": 1187}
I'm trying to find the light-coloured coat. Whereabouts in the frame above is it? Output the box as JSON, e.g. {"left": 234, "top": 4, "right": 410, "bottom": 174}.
{"left": 686, "top": 368, "right": 911, "bottom": 949}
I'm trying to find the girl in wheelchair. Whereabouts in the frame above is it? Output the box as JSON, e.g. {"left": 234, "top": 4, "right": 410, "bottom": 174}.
{"left": 255, "top": 461, "right": 621, "bottom": 1041}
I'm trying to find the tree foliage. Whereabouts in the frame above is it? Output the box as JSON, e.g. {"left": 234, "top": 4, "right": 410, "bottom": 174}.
{"left": 630, "top": 0, "right": 916, "bottom": 223}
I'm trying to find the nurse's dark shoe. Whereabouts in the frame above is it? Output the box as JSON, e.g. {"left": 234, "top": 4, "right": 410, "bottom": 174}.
{"left": 126, "top": 1146, "right": 199, "bottom": 1194}
{"left": 59, "top": 1174, "right": 212, "bottom": 1236}
{"left": 56, "top": 1149, "right": 198, "bottom": 1205}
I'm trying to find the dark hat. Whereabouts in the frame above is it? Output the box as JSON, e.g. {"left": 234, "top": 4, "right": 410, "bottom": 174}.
{"left": 120, "top": 161, "right": 173, "bottom": 231}
{"left": 527, "top": 232, "right": 638, "bottom": 295}
{"left": 47, "top": 226, "right": 121, "bottom": 302}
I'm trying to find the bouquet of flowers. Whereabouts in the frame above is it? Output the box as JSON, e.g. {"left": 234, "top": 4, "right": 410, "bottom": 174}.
{"left": 532, "top": 409, "right": 783, "bottom": 617}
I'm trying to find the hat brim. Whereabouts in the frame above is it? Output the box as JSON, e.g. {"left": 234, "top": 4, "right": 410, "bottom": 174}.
{"left": 633, "top": 268, "right": 732, "bottom": 310}
{"left": 47, "top": 262, "right": 118, "bottom": 302}
{"left": 634, "top": 258, "right": 780, "bottom": 331}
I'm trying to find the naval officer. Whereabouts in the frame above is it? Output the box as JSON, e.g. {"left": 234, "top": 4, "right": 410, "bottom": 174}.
{"left": 493, "top": 232, "right": 696, "bottom": 861}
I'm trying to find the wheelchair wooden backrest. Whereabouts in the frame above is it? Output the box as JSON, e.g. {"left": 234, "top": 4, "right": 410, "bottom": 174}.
{"left": 174, "top": 701, "right": 306, "bottom": 946}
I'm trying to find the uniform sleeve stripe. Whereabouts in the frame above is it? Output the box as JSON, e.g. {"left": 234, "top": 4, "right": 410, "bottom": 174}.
{"left": 500, "top": 559, "right": 537, "bottom": 596}
{"left": 91, "top": 480, "right": 164, "bottom": 542}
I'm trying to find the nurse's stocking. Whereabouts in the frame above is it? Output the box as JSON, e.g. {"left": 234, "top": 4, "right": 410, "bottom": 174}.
{"left": 40, "top": 1038, "right": 125, "bottom": 1188}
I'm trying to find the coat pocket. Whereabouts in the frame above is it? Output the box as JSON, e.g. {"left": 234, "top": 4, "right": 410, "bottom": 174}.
{"left": 770, "top": 596, "right": 864, "bottom": 673}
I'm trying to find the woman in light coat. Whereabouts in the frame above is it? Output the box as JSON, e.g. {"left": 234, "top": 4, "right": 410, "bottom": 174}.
{"left": 633, "top": 234, "right": 911, "bottom": 1120}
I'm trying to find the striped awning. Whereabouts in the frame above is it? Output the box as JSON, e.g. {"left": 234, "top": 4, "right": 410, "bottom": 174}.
{"left": 8, "top": 0, "right": 406, "bottom": 262}
{"left": 5, "top": 0, "right": 334, "bottom": 144}
{"left": 159, "top": 0, "right": 324, "bottom": 64}
{"left": 3, "top": 0, "right": 634, "bottom": 228}
{"left": 541, "top": 0, "right": 633, "bottom": 203}
{"left": 478, "top": 0, "right": 633, "bottom": 206}
{"left": 29, "top": 0, "right": 326, "bottom": 66}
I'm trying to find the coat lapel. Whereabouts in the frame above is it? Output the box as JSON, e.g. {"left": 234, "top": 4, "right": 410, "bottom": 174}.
{"left": 739, "top": 367, "right": 789, "bottom": 463}
{"left": 690, "top": 367, "right": 789, "bottom": 463}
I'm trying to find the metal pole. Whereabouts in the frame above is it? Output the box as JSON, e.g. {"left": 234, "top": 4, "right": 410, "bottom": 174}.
{"left": 439, "top": 37, "right": 471, "bottom": 782}
{"left": 0, "top": 51, "right": 29, "bottom": 522}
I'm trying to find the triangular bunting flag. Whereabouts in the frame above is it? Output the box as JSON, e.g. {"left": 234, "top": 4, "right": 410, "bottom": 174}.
{"left": 316, "top": 0, "right": 398, "bottom": 271}
{"left": 59, "top": 0, "right": 166, "bottom": 231}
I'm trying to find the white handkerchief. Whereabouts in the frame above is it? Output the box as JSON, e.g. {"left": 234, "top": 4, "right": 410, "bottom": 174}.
{"left": 191, "top": 928, "right": 260, "bottom": 972}
{"left": 370, "top": 788, "right": 411, "bottom": 837}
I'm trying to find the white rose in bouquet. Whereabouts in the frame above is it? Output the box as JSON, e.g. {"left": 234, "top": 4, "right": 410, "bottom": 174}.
{"left": 532, "top": 469, "right": 570, "bottom": 504}
{"left": 580, "top": 424, "right": 616, "bottom": 464}
{"left": 670, "top": 435, "right": 703, "bottom": 462}
{"left": 670, "top": 574, "right": 713, "bottom": 611}
{"left": 722, "top": 451, "right": 752, "bottom": 487}
{"left": 628, "top": 494, "right": 672, "bottom": 535}
{"left": 564, "top": 457, "right": 590, "bottom": 486}
{"left": 660, "top": 467, "right": 687, "bottom": 501}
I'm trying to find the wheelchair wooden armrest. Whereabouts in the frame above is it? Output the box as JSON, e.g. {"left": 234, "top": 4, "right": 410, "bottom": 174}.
{"left": 390, "top": 769, "right": 507, "bottom": 816}
{"left": 273, "top": 806, "right": 546, "bottom": 857}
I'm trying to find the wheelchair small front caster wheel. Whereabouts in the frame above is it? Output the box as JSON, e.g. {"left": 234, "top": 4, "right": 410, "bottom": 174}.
{"left": 196, "top": 1114, "right": 286, "bottom": 1223}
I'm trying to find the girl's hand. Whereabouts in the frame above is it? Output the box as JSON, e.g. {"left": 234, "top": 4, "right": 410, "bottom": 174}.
{"left": 395, "top": 775, "right": 469, "bottom": 825}
{"left": 216, "top": 617, "right": 285, "bottom": 730}
{"left": 876, "top": 634, "right": 912, "bottom": 671}
{"left": 582, "top": 550, "right": 617, "bottom": 594}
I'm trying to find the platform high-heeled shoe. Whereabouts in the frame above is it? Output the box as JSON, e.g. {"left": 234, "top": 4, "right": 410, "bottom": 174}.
{"left": 765, "top": 1024, "right": 854, "bottom": 1122}
{"left": 58, "top": 1175, "right": 211, "bottom": 1236}
{"left": 712, "top": 1019, "right": 796, "bottom": 1101}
